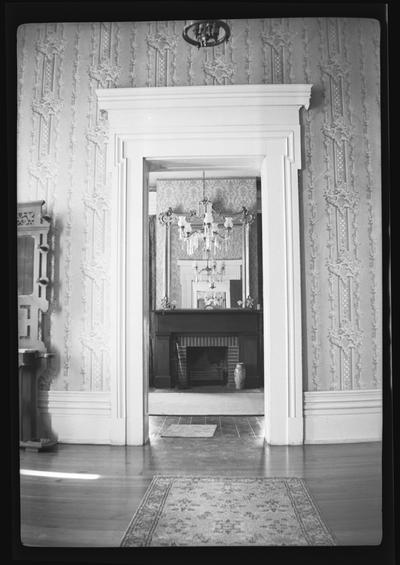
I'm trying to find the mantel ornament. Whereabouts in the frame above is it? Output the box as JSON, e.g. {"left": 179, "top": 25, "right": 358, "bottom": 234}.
{"left": 160, "top": 296, "right": 176, "bottom": 310}
{"left": 245, "top": 296, "right": 255, "bottom": 309}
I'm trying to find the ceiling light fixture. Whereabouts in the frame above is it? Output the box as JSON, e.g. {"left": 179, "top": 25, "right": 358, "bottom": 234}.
{"left": 158, "top": 172, "right": 255, "bottom": 260}
{"left": 176, "top": 171, "right": 233, "bottom": 257}
{"left": 182, "top": 19, "right": 231, "bottom": 49}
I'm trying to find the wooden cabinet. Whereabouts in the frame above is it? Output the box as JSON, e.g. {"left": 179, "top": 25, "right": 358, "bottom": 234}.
{"left": 17, "top": 201, "right": 50, "bottom": 351}
{"left": 17, "top": 201, "right": 56, "bottom": 451}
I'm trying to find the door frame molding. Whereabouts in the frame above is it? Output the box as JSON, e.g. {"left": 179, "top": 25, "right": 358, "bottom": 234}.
{"left": 97, "top": 84, "right": 311, "bottom": 445}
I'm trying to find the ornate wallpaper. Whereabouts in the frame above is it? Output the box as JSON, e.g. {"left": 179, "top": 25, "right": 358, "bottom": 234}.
{"left": 155, "top": 178, "right": 258, "bottom": 307}
{"left": 17, "top": 18, "right": 382, "bottom": 392}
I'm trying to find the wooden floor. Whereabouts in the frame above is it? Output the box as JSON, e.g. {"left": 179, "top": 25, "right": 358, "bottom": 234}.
{"left": 19, "top": 416, "right": 382, "bottom": 548}
{"left": 151, "top": 415, "right": 265, "bottom": 437}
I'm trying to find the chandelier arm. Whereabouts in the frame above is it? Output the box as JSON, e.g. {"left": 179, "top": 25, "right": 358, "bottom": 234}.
{"left": 229, "top": 207, "right": 257, "bottom": 224}
{"left": 213, "top": 231, "right": 231, "bottom": 240}
{"left": 180, "top": 231, "right": 200, "bottom": 241}
{"left": 164, "top": 208, "right": 256, "bottom": 226}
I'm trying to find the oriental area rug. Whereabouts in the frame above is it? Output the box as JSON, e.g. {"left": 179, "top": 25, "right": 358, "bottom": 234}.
{"left": 161, "top": 424, "right": 217, "bottom": 437}
{"left": 120, "top": 476, "right": 336, "bottom": 546}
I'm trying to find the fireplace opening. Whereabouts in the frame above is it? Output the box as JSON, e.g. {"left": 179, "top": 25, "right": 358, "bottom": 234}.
{"left": 186, "top": 346, "right": 228, "bottom": 386}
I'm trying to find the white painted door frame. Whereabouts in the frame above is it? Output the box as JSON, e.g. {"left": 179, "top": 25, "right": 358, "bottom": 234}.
{"left": 97, "top": 84, "right": 311, "bottom": 446}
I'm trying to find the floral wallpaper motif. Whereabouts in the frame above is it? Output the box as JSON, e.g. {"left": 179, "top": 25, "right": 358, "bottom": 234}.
{"left": 155, "top": 178, "right": 258, "bottom": 307}
{"left": 156, "top": 178, "right": 257, "bottom": 213}
{"left": 17, "top": 18, "right": 381, "bottom": 392}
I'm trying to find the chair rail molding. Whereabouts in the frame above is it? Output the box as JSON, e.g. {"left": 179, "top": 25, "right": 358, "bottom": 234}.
{"left": 97, "top": 84, "right": 312, "bottom": 446}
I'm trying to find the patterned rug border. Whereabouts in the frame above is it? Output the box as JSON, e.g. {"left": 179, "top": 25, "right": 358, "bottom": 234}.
{"left": 120, "top": 475, "right": 337, "bottom": 547}
{"left": 294, "top": 477, "right": 339, "bottom": 546}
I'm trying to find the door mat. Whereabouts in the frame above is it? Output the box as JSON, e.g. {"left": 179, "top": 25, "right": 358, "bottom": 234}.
{"left": 161, "top": 424, "right": 217, "bottom": 437}
{"left": 120, "top": 476, "right": 336, "bottom": 546}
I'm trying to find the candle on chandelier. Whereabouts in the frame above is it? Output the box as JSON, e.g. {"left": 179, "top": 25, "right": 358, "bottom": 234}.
{"left": 224, "top": 217, "right": 233, "bottom": 230}
{"left": 178, "top": 216, "right": 186, "bottom": 239}
{"left": 204, "top": 211, "right": 213, "bottom": 225}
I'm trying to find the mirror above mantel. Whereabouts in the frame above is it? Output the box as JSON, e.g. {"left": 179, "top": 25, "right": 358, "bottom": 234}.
{"left": 177, "top": 259, "right": 242, "bottom": 309}
{"left": 153, "top": 174, "right": 260, "bottom": 311}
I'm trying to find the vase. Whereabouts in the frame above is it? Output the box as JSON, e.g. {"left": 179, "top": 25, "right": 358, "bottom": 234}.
{"left": 234, "top": 363, "right": 246, "bottom": 390}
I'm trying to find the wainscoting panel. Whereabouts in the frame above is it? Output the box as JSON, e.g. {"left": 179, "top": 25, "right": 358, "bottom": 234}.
{"left": 38, "top": 391, "right": 112, "bottom": 444}
{"left": 304, "top": 389, "right": 382, "bottom": 443}
{"left": 37, "top": 389, "right": 382, "bottom": 444}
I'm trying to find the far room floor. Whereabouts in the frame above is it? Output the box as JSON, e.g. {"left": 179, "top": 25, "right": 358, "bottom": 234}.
{"left": 148, "top": 386, "right": 264, "bottom": 415}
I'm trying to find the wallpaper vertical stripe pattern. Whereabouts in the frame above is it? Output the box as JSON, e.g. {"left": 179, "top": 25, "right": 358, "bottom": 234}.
{"left": 16, "top": 18, "right": 382, "bottom": 393}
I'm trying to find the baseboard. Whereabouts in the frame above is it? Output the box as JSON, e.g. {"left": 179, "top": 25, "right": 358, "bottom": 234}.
{"left": 38, "top": 391, "right": 112, "bottom": 444}
{"left": 37, "top": 388, "right": 382, "bottom": 444}
{"left": 304, "top": 389, "right": 382, "bottom": 444}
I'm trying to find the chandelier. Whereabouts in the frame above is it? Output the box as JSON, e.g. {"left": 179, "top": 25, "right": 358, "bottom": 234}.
{"left": 182, "top": 19, "right": 231, "bottom": 49}
{"left": 158, "top": 177, "right": 256, "bottom": 310}
{"left": 158, "top": 172, "right": 256, "bottom": 261}
{"left": 193, "top": 252, "right": 225, "bottom": 289}
{"left": 176, "top": 172, "right": 233, "bottom": 257}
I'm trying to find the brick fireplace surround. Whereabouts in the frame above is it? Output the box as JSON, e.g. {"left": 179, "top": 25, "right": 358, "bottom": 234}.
{"left": 176, "top": 335, "right": 239, "bottom": 388}
{"left": 152, "top": 310, "right": 262, "bottom": 389}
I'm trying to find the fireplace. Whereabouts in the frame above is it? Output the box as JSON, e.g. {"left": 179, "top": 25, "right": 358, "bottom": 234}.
{"left": 187, "top": 347, "right": 228, "bottom": 386}
{"left": 152, "top": 310, "right": 262, "bottom": 389}
{"left": 175, "top": 334, "right": 239, "bottom": 388}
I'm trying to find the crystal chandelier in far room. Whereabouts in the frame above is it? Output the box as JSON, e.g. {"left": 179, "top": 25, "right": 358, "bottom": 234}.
{"left": 158, "top": 178, "right": 256, "bottom": 309}
{"left": 193, "top": 251, "right": 225, "bottom": 290}
{"left": 176, "top": 172, "right": 234, "bottom": 258}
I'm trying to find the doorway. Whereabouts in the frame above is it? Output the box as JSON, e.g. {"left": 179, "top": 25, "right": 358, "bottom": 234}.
{"left": 97, "top": 84, "right": 311, "bottom": 445}
{"left": 147, "top": 164, "right": 264, "bottom": 416}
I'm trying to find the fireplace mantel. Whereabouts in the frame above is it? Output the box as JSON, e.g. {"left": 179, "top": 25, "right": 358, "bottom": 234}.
{"left": 152, "top": 309, "right": 263, "bottom": 388}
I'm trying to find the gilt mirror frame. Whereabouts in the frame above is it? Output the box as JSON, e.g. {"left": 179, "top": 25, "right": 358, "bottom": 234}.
{"left": 158, "top": 204, "right": 255, "bottom": 310}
